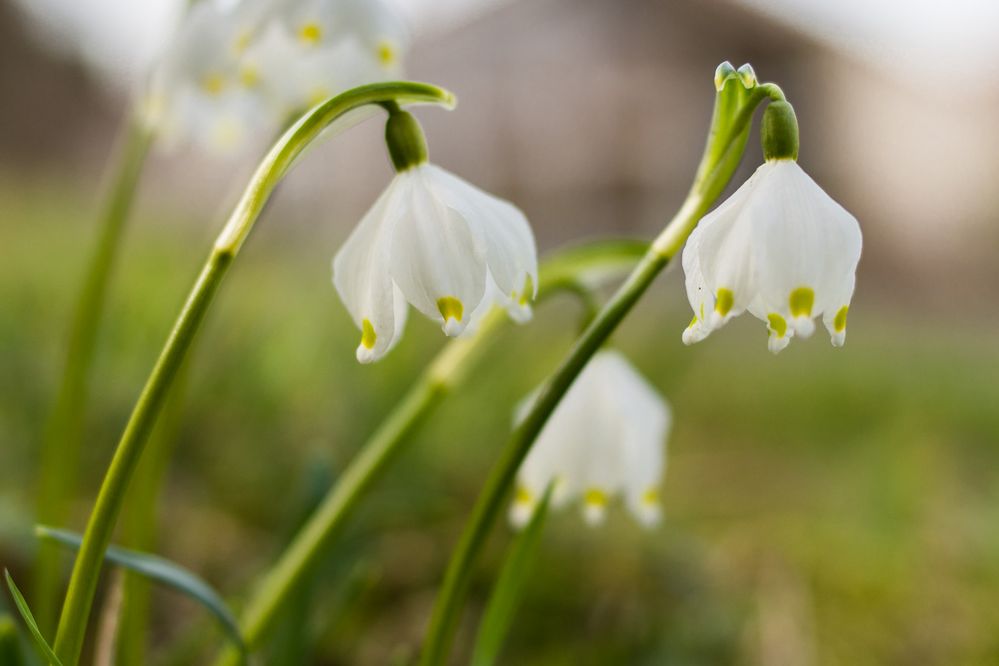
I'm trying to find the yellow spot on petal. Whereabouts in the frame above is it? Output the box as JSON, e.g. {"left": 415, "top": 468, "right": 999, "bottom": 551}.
{"left": 767, "top": 313, "right": 788, "bottom": 338}
{"left": 687, "top": 315, "right": 698, "bottom": 329}
{"left": 789, "top": 286, "right": 815, "bottom": 318}
{"left": 200, "top": 73, "right": 226, "bottom": 96}
{"left": 641, "top": 487, "right": 660, "bottom": 505}
{"left": 233, "top": 30, "right": 253, "bottom": 54}
{"left": 299, "top": 22, "right": 323, "bottom": 44}
{"left": 515, "top": 487, "right": 533, "bottom": 504}
{"left": 714, "top": 288, "right": 734, "bottom": 316}
{"left": 239, "top": 66, "right": 260, "bottom": 88}
{"left": 584, "top": 488, "right": 608, "bottom": 507}
{"left": 377, "top": 40, "right": 397, "bottom": 68}
{"left": 437, "top": 296, "right": 464, "bottom": 323}
{"left": 360, "top": 318, "right": 377, "bottom": 350}
{"left": 834, "top": 305, "right": 849, "bottom": 332}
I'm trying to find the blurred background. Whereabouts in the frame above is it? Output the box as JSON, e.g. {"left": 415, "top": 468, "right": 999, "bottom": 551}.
{"left": 2, "top": 0, "right": 998, "bottom": 664}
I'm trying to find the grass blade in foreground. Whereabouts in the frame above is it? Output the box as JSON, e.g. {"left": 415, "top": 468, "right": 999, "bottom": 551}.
{"left": 5, "top": 570, "right": 64, "bottom": 665}
{"left": 37, "top": 526, "right": 246, "bottom": 658}
{"left": 471, "top": 486, "right": 552, "bottom": 666}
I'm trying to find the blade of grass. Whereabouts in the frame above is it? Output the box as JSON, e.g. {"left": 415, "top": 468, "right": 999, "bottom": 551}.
{"left": 36, "top": 527, "right": 246, "bottom": 658}
{"left": 5, "top": 570, "right": 63, "bottom": 666}
{"left": 471, "top": 486, "right": 552, "bottom": 666}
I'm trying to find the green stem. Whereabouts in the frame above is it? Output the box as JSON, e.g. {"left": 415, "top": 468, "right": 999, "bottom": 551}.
{"left": 418, "top": 76, "right": 786, "bottom": 666}
{"left": 212, "top": 240, "right": 637, "bottom": 666}
{"left": 50, "top": 81, "right": 456, "bottom": 666}
{"left": 114, "top": 360, "right": 192, "bottom": 664}
{"left": 32, "top": 113, "right": 153, "bottom": 633}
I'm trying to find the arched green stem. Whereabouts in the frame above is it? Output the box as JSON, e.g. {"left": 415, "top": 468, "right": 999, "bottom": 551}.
{"left": 50, "top": 81, "right": 456, "bottom": 666}
{"left": 32, "top": 114, "right": 153, "bottom": 632}
{"left": 418, "top": 73, "right": 788, "bottom": 666}
{"left": 212, "top": 240, "right": 646, "bottom": 666}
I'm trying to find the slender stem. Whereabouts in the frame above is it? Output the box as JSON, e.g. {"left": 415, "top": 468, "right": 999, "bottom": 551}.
{"left": 32, "top": 113, "right": 153, "bottom": 632}
{"left": 50, "top": 82, "right": 455, "bottom": 666}
{"left": 419, "top": 78, "right": 785, "bottom": 666}
{"left": 211, "top": 241, "right": 639, "bottom": 666}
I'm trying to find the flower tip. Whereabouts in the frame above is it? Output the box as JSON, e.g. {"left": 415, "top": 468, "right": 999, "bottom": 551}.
{"left": 355, "top": 345, "right": 378, "bottom": 364}
{"left": 442, "top": 317, "right": 465, "bottom": 337}
{"left": 582, "top": 502, "right": 607, "bottom": 527}
{"left": 509, "top": 501, "right": 533, "bottom": 529}
{"left": 768, "top": 335, "right": 791, "bottom": 355}
{"left": 830, "top": 330, "right": 847, "bottom": 348}
{"left": 791, "top": 316, "right": 815, "bottom": 338}
{"left": 635, "top": 502, "right": 663, "bottom": 528}
{"left": 507, "top": 302, "right": 533, "bottom": 325}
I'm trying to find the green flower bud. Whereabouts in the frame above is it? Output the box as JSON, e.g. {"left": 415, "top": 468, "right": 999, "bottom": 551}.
{"left": 385, "top": 108, "right": 428, "bottom": 172}
{"left": 761, "top": 100, "right": 799, "bottom": 161}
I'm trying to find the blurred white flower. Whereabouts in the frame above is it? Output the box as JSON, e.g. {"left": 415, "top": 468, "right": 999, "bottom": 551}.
{"left": 143, "top": 0, "right": 407, "bottom": 154}
{"left": 682, "top": 159, "right": 862, "bottom": 353}
{"left": 333, "top": 163, "right": 538, "bottom": 363}
{"left": 509, "top": 350, "right": 670, "bottom": 529}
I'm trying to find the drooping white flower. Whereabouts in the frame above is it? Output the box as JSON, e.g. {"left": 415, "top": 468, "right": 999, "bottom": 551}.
{"left": 332, "top": 161, "right": 538, "bottom": 363}
{"left": 509, "top": 350, "right": 671, "bottom": 529}
{"left": 145, "top": 0, "right": 277, "bottom": 153}
{"left": 681, "top": 158, "right": 862, "bottom": 353}
{"left": 259, "top": 0, "right": 407, "bottom": 113}
{"left": 144, "top": 0, "right": 408, "bottom": 154}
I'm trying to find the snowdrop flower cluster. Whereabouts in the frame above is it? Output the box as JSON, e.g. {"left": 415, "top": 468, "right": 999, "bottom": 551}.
{"left": 145, "top": 0, "right": 406, "bottom": 153}
{"left": 333, "top": 109, "right": 538, "bottom": 363}
{"left": 509, "top": 350, "right": 670, "bottom": 529}
{"left": 681, "top": 101, "right": 862, "bottom": 353}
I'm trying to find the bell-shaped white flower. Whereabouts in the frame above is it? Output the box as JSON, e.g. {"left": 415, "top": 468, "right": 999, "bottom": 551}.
{"left": 145, "top": 0, "right": 277, "bottom": 153}
{"left": 681, "top": 159, "right": 861, "bottom": 353}
{"left": 332, "top": 111, "right": 537, "bottom": 363}
{"left": 263, "top": 0, "right": 407, "bottom": 112}
{"left": 509, "top": 350, "right": 671, "bottom": 529}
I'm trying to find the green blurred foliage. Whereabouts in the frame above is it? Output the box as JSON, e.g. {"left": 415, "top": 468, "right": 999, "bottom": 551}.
{"left": 1, "top": 181, "right": 998, "bottom": 665}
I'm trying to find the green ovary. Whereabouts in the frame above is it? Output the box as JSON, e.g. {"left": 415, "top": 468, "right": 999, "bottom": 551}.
{"left": 789, "top": 287, "right": 815, "bottom": 318}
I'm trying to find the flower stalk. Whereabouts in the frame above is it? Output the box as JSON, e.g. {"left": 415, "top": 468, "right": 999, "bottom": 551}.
{"left": 50, "top": 81, "right": 456, "bottom": 666}
{"left": 33, "top": 113, "right": 154, "bottom": 632}
{"left": 418, "top": 64, "right": 789, "bottom": 666}
{"left": 212, "top": 240, "right": 645, "bottom": 666}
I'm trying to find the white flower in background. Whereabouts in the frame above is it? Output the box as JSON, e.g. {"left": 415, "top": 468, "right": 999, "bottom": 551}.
{"left": 681, "top": 101, "right": 861, "bottom": 353}
{"left": 333, "top": 162, "right": 538, "bottom": 363}
{"left": 260, "top": 0, "right": 407, "bottom": 113}
{"left": 144, "top": 0, "right": 408, "bottom": 153}
{"left": 509, "top": 350, "right": 670, "bottom": 529}
{"left": 145, "top": 0, "right": 276, "bottom": 153}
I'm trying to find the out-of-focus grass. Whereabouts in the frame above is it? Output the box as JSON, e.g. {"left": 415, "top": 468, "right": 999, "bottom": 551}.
{"left": 1, "top": 182, "right": 998, "bottom": 665}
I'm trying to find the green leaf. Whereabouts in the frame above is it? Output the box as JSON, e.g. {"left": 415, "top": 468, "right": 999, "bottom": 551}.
{"left": 34, "top": 527, "right": 247, "bottom": 659}
{"left": 538, "top": 238, "right": 648, "bottom": 291}
{"left": 471, "top": 485, "right": 553, "bottom": 666}
{"left": 4, "top": 570, "right": 63, "bottom": 665}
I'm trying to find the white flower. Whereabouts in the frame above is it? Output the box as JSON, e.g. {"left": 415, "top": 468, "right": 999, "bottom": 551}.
{"left": 509, "top": 350, "right": 671, "bottom": 529}
{"left": 144, "top": 0, "right": 408, "bottom": 153}
{"left": 681, "top": 159, "right": 862, "bottom": 353}
{"left": 332, "top": 164, "right": 538, "bottom": 363}
{"left": 145, "top": 0, "right": 277, "bottom": 153}
{"left": 263, "top": 0, "right": 407, "bottom": 111}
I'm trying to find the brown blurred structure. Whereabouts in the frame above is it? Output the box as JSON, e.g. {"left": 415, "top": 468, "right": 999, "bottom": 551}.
{"left": 3, "top": 0, "right": 998, "bottom": 310}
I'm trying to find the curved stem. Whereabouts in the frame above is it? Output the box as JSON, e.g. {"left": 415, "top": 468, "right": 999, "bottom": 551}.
{"left": 212, "top": 241, "right": 645, "bottom": 666}
{"left": 50, "top": 81, "right": 455, "bottom": 666}
{"left": 419, "top": 77, "right": 784, "bottom": 666}
{"left": 32, "top": 113, "right": 153, "bottom": 632}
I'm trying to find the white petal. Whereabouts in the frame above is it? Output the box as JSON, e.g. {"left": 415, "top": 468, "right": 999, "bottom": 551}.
{"left": 422, "top": 164, "right": 538, "bottom": 309}
{"left": 681, "top": 224, "right": 714, "bottom": 344}
{"left": 695, "top": 167, "right": 764, "bottom": 326}
{"left": 333, "top": 177, "right": 407, "bottom": 362}
{"left": 389, "top": 167, "right": 488, "bottom": 336}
